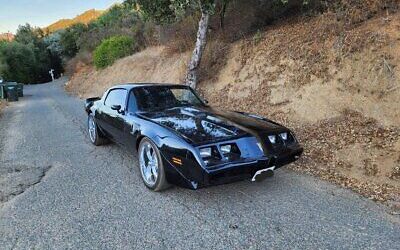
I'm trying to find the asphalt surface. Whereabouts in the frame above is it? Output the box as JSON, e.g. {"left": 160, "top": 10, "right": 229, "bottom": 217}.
{"left": 0, "top": 79, "right": 399, "bottom": 249}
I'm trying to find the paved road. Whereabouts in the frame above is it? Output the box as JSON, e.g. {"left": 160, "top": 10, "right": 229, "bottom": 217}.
{"left": 0, "top": 79, "right": 399, "bottom": 249}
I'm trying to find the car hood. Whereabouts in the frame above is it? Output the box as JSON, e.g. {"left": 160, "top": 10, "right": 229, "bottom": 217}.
{"left": 139, "top": 106, "right": 285, "bottom": 145}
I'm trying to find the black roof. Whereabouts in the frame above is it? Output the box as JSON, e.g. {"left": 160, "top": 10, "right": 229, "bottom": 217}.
{"left": 110, "top": 83, "right": 188, "bottom": 91}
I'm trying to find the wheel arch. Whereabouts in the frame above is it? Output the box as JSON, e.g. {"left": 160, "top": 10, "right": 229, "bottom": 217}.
{"left": 135, "top": 135, "right": 146, "bottom": 151}
{"left": 134, "top": 123, "right": 172, "bottom": 152}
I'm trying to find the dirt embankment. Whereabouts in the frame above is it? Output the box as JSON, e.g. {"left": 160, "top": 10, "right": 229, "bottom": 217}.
{"left": 0, "top": 101, "right": 6, "bottom": 116}
{"left": 66, "top": 11, "right": 400, "bottom": 210}
{"left": 66, "top": 47, "right": 190, "bottom": 98}
{"left": 200, "top": 12, "right": 400, "bottom": 208}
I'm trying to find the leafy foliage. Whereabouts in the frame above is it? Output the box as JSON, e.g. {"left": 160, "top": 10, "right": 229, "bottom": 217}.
{"left": 131, "top": 0, "right": 217, "bottom": 24}
{"left": 79, "top": 5, "right": 148, "bottom": 52}
{"left": 132, "top": 0, "right": 177, "bottom": 23}
{"left": 0, "top": 41, "right": 36, "bottom": 83}
{"left": 93, "top": 36, "right": 136, "bottom": 69}
{"left": 44, "top": 32, "right": 63, "bottom": 56}
{"left": 59, "top": 23, "right": 87, "bottom": 58}
{"left": 0, "top": 24, "right": 63, "bottom": 83}
{"left": 57, "top": 3, "right": 154, "bottom": 58}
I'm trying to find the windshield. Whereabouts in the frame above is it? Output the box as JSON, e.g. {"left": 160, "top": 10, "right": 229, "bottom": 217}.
{"left": 133, "top": 85, "right": 205, "bottom": 111}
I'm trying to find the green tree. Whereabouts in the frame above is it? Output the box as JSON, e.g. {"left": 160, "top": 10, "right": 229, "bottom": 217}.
{"left": 0, "top": 42, "right": 36, "bottom": 83}
{"left": 44, "top": 32, "right": 63, "bottom": 56}
{"left": 0, "top": 41, "right": 9, "bottom": 79}
{"left": 15, "top": 24, "right": 61, "bottom": 82}
{"left": 130, "top": 0, "right": 307, "bottom": 88}
{"left": 131, "top": 0, "right": 215, "bottom": 88}
{"left": 0, "top": 24, "right": 63, "bottom": 83}
{"left": 44, "top": 32, "right": 64, "bottom": 79}
{"left": 59, "top": 23, "right": 87, "bottom": 58}
{"left": 14, "top": 23, "right": 42, "bottom": 45}
{"left": 96, "top": 4, "right": 129, "bottom": 27}
{"left": 77, "top": 4, "right": 146, "bottom": 52}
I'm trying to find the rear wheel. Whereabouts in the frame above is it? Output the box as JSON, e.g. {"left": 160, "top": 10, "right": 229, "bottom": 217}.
{"left": 138, "top": 138, "right": 169, "bottom": 191}
{"left": 87, "top": 115, "right": 107, "bottom": 146}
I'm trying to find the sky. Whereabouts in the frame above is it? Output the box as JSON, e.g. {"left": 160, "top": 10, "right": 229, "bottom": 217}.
{"left": 0, "top": 0, "right": 122, "bottom": 33}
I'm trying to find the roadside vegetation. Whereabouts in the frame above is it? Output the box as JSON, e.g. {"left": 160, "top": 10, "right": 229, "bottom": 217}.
{"left": 2, "top": 0, "right": 396, "bottom": 84}
{"left": 93, "top": 36, "right": 137, "bottom": 69}
{"left": 0, "top": 24, "right": 63, "bottom": 84}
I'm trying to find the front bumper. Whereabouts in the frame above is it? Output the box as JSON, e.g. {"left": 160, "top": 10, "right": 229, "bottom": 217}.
{"left": 200, "top": 146, "right": 303, "bottom": 188}
{"left": 203, "top": 159, "right": 272, "bottom": 187}
{"left": 162, "top": 146, "right": 303, "bottom": 190}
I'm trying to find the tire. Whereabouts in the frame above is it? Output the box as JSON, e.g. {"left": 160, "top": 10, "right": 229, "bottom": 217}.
{"left": 138, "top": 138, "right": 169, "bottom": 191}
{"left": 87, "top": 114, "right": 107, "bottom": 146}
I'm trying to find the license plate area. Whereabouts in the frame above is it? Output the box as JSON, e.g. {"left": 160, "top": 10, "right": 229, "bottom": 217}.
{"left": 251, "top": 166, "right": 275, "bottom": 182}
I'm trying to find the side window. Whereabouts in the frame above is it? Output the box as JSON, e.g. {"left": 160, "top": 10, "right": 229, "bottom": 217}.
{"left": 127, "top": 91, "right": 138, "bottom": 112}
{"left": 104, "top": 89, "right": 127, "bottom": 108}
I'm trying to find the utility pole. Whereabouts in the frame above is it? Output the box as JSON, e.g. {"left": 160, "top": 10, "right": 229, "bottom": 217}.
{"left": 49, "top": 69, "right": 55, "bottom": 82}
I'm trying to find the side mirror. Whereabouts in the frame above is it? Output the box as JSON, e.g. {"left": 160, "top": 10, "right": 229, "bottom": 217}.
{"left": 111, "top": 105, "right": 122, "bottom": 111}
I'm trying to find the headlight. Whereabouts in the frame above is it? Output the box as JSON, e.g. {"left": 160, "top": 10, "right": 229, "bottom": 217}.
{"left": 268, "top": 135, "right": 277, "bottom": 144}
{"left": 220, "top": 144, "right": 232, "bottom": 154}
{"left": 199, "top": 147, "right": 212, "bottom": 158}
{"left": 279, "top": 132, "right": 288, "bottom": 141}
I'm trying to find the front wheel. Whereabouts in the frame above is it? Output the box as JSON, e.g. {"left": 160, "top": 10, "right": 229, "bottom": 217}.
{"left": 138, "top": 138, "right": 169, "bottom": 191}
{"left": 87, "top": 115, "right": 107, "bottom": 146}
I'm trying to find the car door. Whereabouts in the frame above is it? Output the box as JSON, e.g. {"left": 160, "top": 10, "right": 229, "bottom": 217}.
{"left": 101, "top": 88, "right": 128, "bottom": 142}
{"left": 122, "top": 90, "right": 141, "bottom": 150}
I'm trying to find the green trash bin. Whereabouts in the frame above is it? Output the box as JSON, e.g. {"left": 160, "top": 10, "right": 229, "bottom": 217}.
{"left": 16, "top": 83, "right": 23, "bottom": 97}
{"left": 5, "top": 86, "right": 18, "bottom": 102}
{"left": 5, "top": 82, "right": 23, "bottom": 97}
{"left": 0, "top": 84, "right": 5, "bottom": 99}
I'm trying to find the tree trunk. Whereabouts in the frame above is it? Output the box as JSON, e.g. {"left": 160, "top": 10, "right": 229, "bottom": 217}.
{"left": 219, "top": 0, "right": 228, "bottom": 29}
{"left": 185, "top": 10, "right": 210, "bottom": 89}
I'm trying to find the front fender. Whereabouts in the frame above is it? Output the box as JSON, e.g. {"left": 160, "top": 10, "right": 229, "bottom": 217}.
{"left": 135, "top": 120, "right": 205, "bottom": 189}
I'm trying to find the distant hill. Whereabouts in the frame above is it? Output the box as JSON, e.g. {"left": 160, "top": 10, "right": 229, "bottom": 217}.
{"left": 0, "top": 33, "right": 14, "bottom": 41}
{"left": 45, "top": 9, "right": 104, "bottom": 33}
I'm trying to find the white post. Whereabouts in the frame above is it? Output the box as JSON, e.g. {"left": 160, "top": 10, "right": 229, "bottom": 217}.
{"left": 49, "top": 69, "right": 55, "bottom": 82}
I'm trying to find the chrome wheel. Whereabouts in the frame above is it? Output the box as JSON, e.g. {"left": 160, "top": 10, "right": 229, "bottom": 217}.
{"left": 88, "top": 116, "right": 96, "bottom": 143}
{"left": 139, "top": 141, "right": 159, "bottom": 187}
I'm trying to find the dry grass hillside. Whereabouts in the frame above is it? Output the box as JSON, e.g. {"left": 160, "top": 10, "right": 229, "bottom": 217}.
{"left": 0, "top": 33, "right": 14, "bottom": 41}
{"left": 66, "top": 47, "right": 190, "bottom": 98}
{"left": 66, "top": 11, "right": 400, "bottom": 211}
{"left": 45, "top": 9, "right": 104, "bottom": 33}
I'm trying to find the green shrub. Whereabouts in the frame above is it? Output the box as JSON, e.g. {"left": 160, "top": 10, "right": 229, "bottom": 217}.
{"left": 93, "top": 36, "right": 136, "bottom": 69}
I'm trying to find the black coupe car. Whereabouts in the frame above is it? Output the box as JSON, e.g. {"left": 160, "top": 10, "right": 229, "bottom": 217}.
{"left": 85, "top": 84, "right": 303, "bottom": 191}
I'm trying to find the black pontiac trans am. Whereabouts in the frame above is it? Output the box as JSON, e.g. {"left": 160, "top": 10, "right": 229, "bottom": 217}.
{"left": 85, "top": 84, "right": 303, "bottom": 191}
